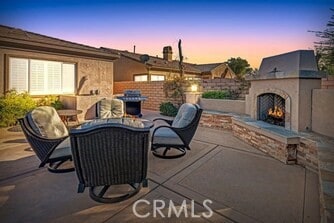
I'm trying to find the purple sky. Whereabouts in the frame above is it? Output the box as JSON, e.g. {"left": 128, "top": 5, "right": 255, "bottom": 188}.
{"left": 0, "top": 0, "right": 332, "bottom": 68}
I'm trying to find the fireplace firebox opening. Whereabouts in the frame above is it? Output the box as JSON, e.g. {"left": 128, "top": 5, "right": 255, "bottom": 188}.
{"left": 257, "top": 93, "right": 285, "bottom": 127}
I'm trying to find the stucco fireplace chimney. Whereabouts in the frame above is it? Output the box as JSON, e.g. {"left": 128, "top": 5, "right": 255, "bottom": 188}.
{"left": 245, "top": 50, "right": 323, "bottom": 132}
{"left": 163, "top": 46, "right": 173, "bottom": 61}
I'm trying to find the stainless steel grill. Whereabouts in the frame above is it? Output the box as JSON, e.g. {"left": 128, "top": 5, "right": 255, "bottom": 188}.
{"left": 117, "top": 90, "right": 148, "bottom": 117}
{"left": 117, "top": 90, "right": 148, "bottom": 102}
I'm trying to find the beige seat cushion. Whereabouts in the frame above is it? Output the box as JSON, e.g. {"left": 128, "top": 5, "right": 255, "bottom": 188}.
{"left": 99, "top": 98, "right": 124, "bottom": 118}
{"left": 30, "top": 106, "right": 68, "bottom": 139}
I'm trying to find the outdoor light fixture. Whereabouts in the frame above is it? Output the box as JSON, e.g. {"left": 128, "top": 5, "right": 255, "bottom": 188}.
{"left": 191, "top": 84, "right": 198, "bottom": 92}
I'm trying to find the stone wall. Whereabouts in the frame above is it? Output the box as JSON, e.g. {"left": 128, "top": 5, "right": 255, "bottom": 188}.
{"left": 232, "top": 121, "right": 298, "bottom": 165}
{"left": 297, "top": 137, "right": 318, "bottom": 171}
{"left": 198, "top": 111, "right": 319, "bottom": 172}
{"left": 201, "top": 78, "right": 250, "bottom": 99}
{"left": 322, "top": 76, "right": 334, "bottom": 89}
{"left": 199, "top": 112, "right": 233, "bottom": 130}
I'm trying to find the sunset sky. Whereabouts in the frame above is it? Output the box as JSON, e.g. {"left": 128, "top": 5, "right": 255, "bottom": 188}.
{"left": 0, "top": 0, "right": 332, "bottom": 68}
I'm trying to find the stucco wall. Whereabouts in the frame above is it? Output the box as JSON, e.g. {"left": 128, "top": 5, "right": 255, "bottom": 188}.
{"left": 0, "top": 48, "right": 114, "bottom": 96}
{"left": 246, "top": 78, "right": 321, "bottom": 132}
{"left": 199, "top": 98, "right": 245, "bottom": 114}
{"left": 113, "top": 57, "right": 147, "bottom": 81}
{"left": 312, "top": 89, "right": 334, "bottom": 138}
{"left": 299, "top": 79, "right": 322, "bottom": 131}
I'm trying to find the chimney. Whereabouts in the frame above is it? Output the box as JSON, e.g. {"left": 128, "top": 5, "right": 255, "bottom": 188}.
{"left": 163, "top": 46, "right": 173, "bottom": 61}
{"left": 133, "top": 45, "right": 136, "bottom": 53}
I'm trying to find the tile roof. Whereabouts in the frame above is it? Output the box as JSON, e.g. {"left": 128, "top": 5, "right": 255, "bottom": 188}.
{"left": 192, "top": 63, "right": 224, "bottom": 72}
{"left": 101, "top": 47, "right": 201, "bottom": 74}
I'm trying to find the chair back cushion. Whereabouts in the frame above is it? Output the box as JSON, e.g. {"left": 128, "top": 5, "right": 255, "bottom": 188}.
{"left": 98, "top": 98, "right": 124, "bottom": 118}
{"left": 172, "top": 103, "right": 197, "bottom": 128}
{"left": 29, "top": 106, "right": 68, "bottom": 139}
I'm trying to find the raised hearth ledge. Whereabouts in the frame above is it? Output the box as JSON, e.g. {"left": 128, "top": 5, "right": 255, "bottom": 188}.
{"left": 232, "top": 116, "right": 300, "bottom": 145}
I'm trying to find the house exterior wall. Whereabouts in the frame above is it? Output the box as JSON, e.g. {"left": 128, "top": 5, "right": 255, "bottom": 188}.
{"left": 211, "top": 64, "right": 236, "bottom": 79}
{"left": 0, "top": 48, "right": 114, "bottom": 96}
{"left": 113, "top": 56, "right": 147, "bottom": 81}
{"left": 0, "top": 48, "right": 115, "bottom": 122}
{"left": 113, "top": 56, "right": 199, "bottom": 81}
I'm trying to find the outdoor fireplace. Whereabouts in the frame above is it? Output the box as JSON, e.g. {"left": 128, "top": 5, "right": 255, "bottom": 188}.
{"left": 245, "top": 50, "right": 322, "bottom": 132}
{"left": 257, "top": 93, "right": 285, "bottom": 127}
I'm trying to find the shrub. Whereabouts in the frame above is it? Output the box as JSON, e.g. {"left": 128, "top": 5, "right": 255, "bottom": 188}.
{"left": 0, "top": 90, "right": 37, "bottom": 127}
{"left": 37, "top": 95, "right": 63, "bottom": 110}
{"left": 159, "top": 102, "right": 178, "bottom": 117}
{"left": 202, "top": 90, "right": 231, "bottom": 99}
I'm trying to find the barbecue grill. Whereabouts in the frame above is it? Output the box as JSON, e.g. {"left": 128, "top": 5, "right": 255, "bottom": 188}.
{"left": 117, "top": 90, "right": 148, "bottom": 117}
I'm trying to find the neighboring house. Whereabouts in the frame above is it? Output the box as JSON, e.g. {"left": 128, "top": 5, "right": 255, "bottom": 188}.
{"left": 192, "top": 63, "right": 236, "bottom": 79}
{"left": 102, "top": 46, "right": 236, "bottom": 82}
{"left": 0, "top": 25, "right": 119, "bottom": 120}
{"left": 102, "top": 46, "right": 202, "bottom": 81}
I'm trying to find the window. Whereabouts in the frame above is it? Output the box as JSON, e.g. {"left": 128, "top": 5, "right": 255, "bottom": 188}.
{"left": 9, "top": 58, "right": 75, "bottom": 95}
{"left": 151, "top": 75, "right": 165, "bottom": 81}
{"left": 134, "top": 75, "right": 148, "bottom": 82}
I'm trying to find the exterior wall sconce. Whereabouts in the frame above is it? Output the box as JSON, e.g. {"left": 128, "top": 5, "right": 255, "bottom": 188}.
{"left": 191, "top": 84, "right": 198, "bottom": 92}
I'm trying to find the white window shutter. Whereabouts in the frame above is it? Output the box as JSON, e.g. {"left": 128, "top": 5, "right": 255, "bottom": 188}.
{"left": 9, "top": 58, "right": 28, "bottom": 92}
{"left": 62, "top": 63, "right": 75, "bottom": 94}
{"left": 47, "top": 61, "right": 62, "bottom": 94}
{"left": 30, "top": 59, "right": 46, "bottom": 95}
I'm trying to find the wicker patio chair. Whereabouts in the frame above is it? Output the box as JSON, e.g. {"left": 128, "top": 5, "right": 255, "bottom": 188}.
{"left": 151, "top": 103, "right": 203, "bottom": 159}
{"left": 69, "top": 122, "right": 150, "bottom": 203}
{"left": 18, "top": 106, "right": 74, "bottom": 173}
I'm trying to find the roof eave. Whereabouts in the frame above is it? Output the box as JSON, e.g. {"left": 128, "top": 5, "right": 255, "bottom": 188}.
{"left": 0, "top": 37, "right": 120, "bottom": 60}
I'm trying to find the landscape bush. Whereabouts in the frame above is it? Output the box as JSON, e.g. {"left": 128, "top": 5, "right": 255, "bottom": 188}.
{"left": 0, "top": 90, "right": 37, "bottom": 127}
{"left": 201, "top": 90, "right": 240, "bottom": 100}
{"left": 37, "top": 95, "right": 63, "bottom": 110}
{"left": 159, "top": 101, "right": 178, "bottom": 117}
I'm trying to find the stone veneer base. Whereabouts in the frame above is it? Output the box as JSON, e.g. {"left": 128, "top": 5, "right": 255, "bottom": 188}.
{"left": 199, "top": 110, "right": 334, "bottom": 223}
{"left": 199, "top": 111, "right": 318, "bottom": 171}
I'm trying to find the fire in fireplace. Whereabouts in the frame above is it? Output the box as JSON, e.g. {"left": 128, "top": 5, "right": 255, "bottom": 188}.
{"left": 258, "top": 93, "right": 285, "bottom": 127}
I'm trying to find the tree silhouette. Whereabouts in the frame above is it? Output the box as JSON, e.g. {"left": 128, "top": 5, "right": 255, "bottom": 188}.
{"left": 311, "top": 8, "right": 334, "bottom": 75}
{"left": 226, "top": 57, "right": 252, "bottom": 79}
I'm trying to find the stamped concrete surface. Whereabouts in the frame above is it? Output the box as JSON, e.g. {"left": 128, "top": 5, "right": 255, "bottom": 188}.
{"left": 0, "top": 110, "right": 320, "bottom": 223}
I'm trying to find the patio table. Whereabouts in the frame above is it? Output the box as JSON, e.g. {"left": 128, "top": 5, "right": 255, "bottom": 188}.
{"left": 57, "top": 109, "right": 82, "bottom": 126}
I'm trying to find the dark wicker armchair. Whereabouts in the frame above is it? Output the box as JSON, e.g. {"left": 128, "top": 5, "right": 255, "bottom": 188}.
{"left": 18, "top": 106, "right": 74, "bottom": 173}
{"left": 69, "top": 123, "right": 150, "bottom": 203}
{"left": 151, "top": 103, "right": 203, "bottom": 159}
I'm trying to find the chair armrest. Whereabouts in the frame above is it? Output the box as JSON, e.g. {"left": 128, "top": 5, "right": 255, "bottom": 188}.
{"left": 152, "top": 118, "right": 173, "bottom": 126}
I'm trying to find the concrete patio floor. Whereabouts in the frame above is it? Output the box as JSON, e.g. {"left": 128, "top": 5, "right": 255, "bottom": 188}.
{"left": 0, "top": 109, "right": 320, "bottom": 223}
